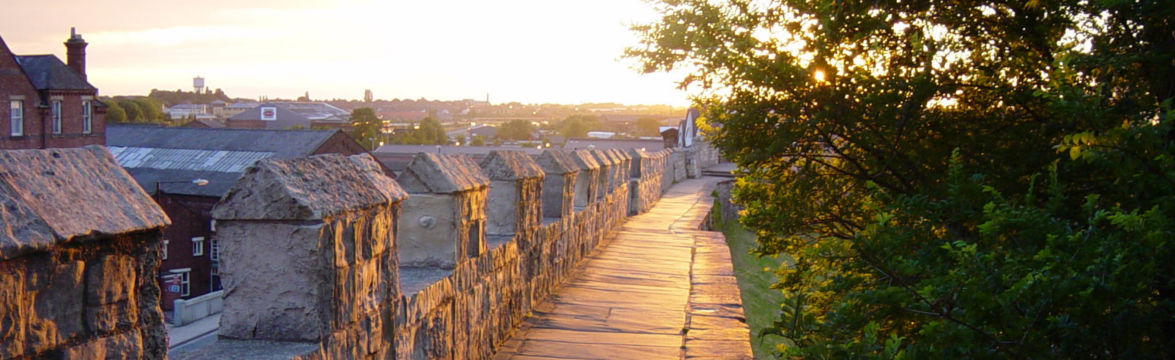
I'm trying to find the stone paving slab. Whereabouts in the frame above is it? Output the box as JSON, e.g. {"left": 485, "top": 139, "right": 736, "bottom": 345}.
{"left": 495, "top": 178, "right": 752, "bottom": 359}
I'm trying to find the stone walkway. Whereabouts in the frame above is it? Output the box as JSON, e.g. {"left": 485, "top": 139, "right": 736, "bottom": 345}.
{"left": 494, "top": 177, "right": 752, "bottom": 359}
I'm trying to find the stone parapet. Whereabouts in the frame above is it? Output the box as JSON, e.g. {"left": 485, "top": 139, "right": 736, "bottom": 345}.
{"left": 0, "top": 146, "right": 169, "bottom": 359}
{"left": 185, "top": 140, "right": 712, "bottom": 360}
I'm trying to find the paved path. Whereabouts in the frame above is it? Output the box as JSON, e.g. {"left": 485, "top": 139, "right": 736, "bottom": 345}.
{"left": 495, "top": 177, "right": 752, "bottom": 359}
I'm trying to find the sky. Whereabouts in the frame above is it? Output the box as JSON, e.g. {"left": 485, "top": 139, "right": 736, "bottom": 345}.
{"left": 0, "top": 0, "right": 689, "bottom": 106}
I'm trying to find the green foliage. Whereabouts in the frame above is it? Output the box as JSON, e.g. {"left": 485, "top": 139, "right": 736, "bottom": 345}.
{"left": 148, "top": 88, "right": 230, "bottom": 106}
{"left": 634, "top": 116, "right": 662, "bottom": 137}
{"left": 388, "top": 117, "right": 447, "bottom": 145}
{"left": 470, "top": 134, "right": 486, "bottom": 146}
{"left": 416, "top": 117, "right": 448, "bottom": 145}
{"left": 102, "top": 100, "right": 127, "bottom": 123}
{"left": 555, "top": 114, "right": 600, "bottom": 138}
{"left": 497, "top": 119, "right": 536, "bottom": 141}
{"left": 349, "top": 107, "right": 383, "bottom": 150}
{"left": 633, "top": 0, "right": 1175, "bottom": 358}
{"left": 114, "top": 97, "right": 167, "bottom": 123}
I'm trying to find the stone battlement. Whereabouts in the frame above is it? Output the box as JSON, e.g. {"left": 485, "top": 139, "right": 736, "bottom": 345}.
{"left": 0, "top": 142, "right": 719, "bottom": 360}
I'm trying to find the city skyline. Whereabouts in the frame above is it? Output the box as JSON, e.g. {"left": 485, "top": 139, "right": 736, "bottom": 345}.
{"left": 0, "top": 0, "right": 691, "bottom": 106}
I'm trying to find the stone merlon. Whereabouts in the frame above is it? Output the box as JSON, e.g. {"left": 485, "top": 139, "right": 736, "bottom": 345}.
{"left": 0, "top": 146, "right": 170, "bottom": 259}
{"left": 212, "top": 153, "right": 407, "bottom": 221}
{"left": 396, "top": 152, "right": 490, "bottom": 194}
{"left": 479, "top": 150, "right": 545, "bottom": 181}
{"left": 535, "top": 149, "right": 578, "bottom": 175}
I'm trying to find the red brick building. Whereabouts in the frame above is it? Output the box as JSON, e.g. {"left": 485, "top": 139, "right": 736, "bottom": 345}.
{"left": 0, "top": 28, "right": 105, "bottom": 150}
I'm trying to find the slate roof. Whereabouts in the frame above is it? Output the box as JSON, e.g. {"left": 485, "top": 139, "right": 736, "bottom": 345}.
{"left": 106, "top": 124, "right": 343, "bottom": 197}
{"left": 13, "top": 55, "right": 95, "bottom": 91}
{"left": 0, "top": 146, "right": 170, "bottom": 260}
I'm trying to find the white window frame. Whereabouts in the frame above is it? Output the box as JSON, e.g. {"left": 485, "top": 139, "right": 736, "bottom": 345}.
{"left": 51, "top": 100, "right": 61, "bottom": 134}
{"left": 82, "top": 100, "right": 92, "bottom": 134}
{"left": 161, "top": 239, "right": 169, "bottom": 260}
{"left": 192, "top": 236, "right": 204, "bottom": 256}
{"left": 10, "top": 100, "right": 22, "bottom": 136}
{"left": 210, "top": 238, "right": 219, "bottom": 260}
{"left": 172, "top": 269, "right": 191, "bottom": 297}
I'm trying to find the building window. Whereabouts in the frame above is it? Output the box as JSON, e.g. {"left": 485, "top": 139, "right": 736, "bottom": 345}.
{"left": 210, "top": 238, "right": 219, "bottom": 260}
{"left": 82, "top": 100, "right": 92, "bottom": 134}
{"left": 51, "top": 100, "right": 61, "bottom": 134}
{"left": 175, "top": 269, "right": 191, "bottom": 296}
{"left": 192, "top": 236, "right": 204, "bottom": 256}
{"left": 161, "top": 239, "right": 169, "bottom": 260}
{"left": 10, "top": 100, "right": 22, "bottom": 136}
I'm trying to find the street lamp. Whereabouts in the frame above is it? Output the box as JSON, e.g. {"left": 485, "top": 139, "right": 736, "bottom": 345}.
{"left": 155, "top": 178, "right": 209, "bottom": 195}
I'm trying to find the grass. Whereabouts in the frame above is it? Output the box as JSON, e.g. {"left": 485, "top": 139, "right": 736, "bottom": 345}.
{"left": 716, "top": 206, "right": 789, "bottom": 359}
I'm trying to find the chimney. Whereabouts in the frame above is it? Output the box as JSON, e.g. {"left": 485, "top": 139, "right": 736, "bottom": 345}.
{"left": 64, "top": 27, "right": 88, "bottom": 80}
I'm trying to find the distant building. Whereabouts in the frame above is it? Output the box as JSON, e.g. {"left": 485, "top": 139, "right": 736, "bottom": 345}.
{"left": 0, "top": 28, "right": 105, "bottom": 149}
{"left": 165, "top": 103, "right": 211, "bottom": 119}
{"left": 106, "top": 124, "right": 378, "bottom": 308}
{"left": 215, "top": 101, "right": 257, "bottom": 119}
{"left": 227, "top": 101, "right": 351, "bottom": 130}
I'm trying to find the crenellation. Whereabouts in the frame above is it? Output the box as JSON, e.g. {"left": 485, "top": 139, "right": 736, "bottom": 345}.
{"left": 76, "top": 137, "right": 712, "bottom": 360}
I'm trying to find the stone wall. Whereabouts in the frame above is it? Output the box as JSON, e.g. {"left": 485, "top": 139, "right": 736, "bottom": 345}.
{"left": 628, "top": 148, "right": 668, "bottom": 215}
{"left": 0, "top": 146, "right": 170, "bottom": 359}
{"left": 189, "top": 143, "right": 714, "bottom": 360}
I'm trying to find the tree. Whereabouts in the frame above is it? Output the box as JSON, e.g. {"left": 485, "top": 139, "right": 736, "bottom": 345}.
{"left": 497, "top": 119, "right": 536, "bottom": 141}
{"left": 557, "top": 114, "right": 599, "bottom": 138}
{"left": 103, "top": 100, "right": 127, "bottom": 123}
{"left": 117, "top": 99, "right": 145, "bottom": 123}
{"left": 349, "top": 107, "right": 383, "bottom": 150}
{"left": 634, "top": 116, "right": 661, "bottom": 137}
{"left": 416, "top": 117, "right": 448, "bottom": 145}
{"left": 632, "top": 0, "right": 1175, "bottom": 358}
{"left": 470, "top": 134, "right": 486, "bottom": 146}
{"left": 131, "top": 97, "right": 165, "bottom": 122}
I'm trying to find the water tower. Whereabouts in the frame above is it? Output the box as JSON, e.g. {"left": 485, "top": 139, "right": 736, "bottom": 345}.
{"left": 193, "top": 76, "right": 205, "bottom": 94}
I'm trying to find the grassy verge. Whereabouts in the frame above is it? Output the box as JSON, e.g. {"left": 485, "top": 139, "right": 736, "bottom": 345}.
{"left": 718, "top": 216, "right": 789, "bottom": 358}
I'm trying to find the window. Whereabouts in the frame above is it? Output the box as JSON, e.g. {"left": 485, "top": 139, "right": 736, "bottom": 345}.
{"left": 172, "top": 269, "right": 191, "bottom": 297}
{"left": 192, "top": 236, "right": 204, "bottom": 256}
{"left": 9, "top": 100, "right": 22, "bottom": 136}
{"left": 81, "top": 100, "right": 91, "bottom": 134}
{"left": 210, "top": 238, "right": 219, "bottom": 260}
{"left": 51, "top": 100, "right": 61, "bottom": 134}
{"left": 161, "top": 239, "right": 169, "bottom": 260}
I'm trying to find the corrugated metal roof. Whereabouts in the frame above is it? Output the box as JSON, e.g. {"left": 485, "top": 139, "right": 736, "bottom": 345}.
{"left": 108, "top": 146, "right": 275, "bottom": 173}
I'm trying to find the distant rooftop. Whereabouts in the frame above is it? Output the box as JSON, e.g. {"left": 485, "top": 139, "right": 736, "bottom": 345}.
{"left": 106, "top": 124, "right": 344, "bottom": 197}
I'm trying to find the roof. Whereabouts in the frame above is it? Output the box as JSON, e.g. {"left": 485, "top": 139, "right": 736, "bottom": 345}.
{"left": 0, "top": 146, "right": 170, "bottom": 260}
{"left": 396, "top": 153, "right": 489, "bottom": 194}
{"left": 212, "top": 154, "right": 407, "bottom": 221}
{"left": 563, "top": 138, "right": 665, "bottom": 152}
{"left": 106, "top": 124, "right": 344, "bottom": 197}
{"left": 479, "top": 150, "right": 544, "bottom": 181}
{"left": 13, "top": 55, "right": 95, "bottom": 91}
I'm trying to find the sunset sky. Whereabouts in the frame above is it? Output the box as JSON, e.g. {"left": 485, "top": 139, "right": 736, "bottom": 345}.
{"left": 0, "top": 0, "right": 688, "bottom": 106}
